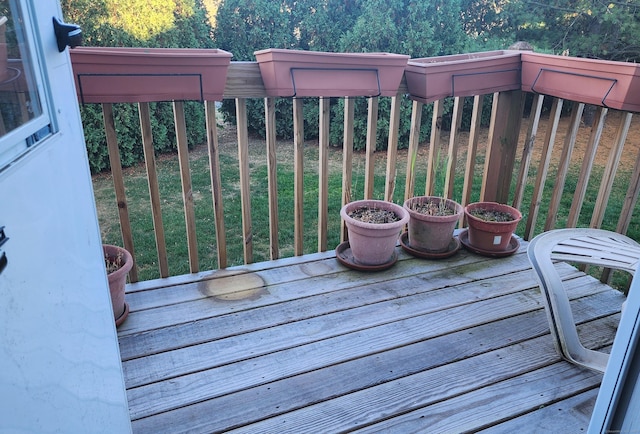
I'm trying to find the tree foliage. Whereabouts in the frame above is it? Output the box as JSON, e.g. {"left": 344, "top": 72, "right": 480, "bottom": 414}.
{"left": 62, "top": 0, "right": 213, "bottom": 172}
{"left": 63, "top": 0, "right": 640, "bottom": 170}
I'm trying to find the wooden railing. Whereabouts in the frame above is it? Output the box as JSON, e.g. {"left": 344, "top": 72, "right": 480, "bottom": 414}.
{"left": 83, "top": 60, "right": 640, "bottom": 284}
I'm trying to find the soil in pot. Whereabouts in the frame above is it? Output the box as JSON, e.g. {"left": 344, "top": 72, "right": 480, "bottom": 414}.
{"left": 467, "top": 208, "right": 516, "bottom": 222}
{"left": 347, "top": 206, "right": 403, "bottom": 224}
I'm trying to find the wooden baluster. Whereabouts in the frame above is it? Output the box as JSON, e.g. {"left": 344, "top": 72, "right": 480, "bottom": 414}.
{"left": 405, "top": 100, "right": 423, "bottom": 201}
{"left": 444, "top": 96, "right": 464, "bottom": 199}
{"left": 138, "top": 102, "right": 168, "bottom": 277}
{"left": 205, "top": 100, "right": 227, "bottom": 268}
{"left": 461, "top": 95, "right": 484, "bottom": 213}
{"left": 341, "top": 97, "right": 355, "bottom": 242}
{"left": 293, "top": 98, "right": 304, "bottom": 255}
{"left": 235, "top": 98, "right": 253, "bottom": 264}
{"left": 524, "top": 97, "right": 563, "bottom": 240}
{"left": 512, "top": 94, "right": 544, "bottom": 210}
{"left": 590, "top": 112, "right": 633, "bottom": 228}
{"left": 384, "top": 95, "right": 401, "bottom": 202}
{"left": 544, "top": 102, "right": 585, "bottom": 231}
{"left": 264, "top": 97, "right": 279, "bottom": 261}
{"left": 364, "top": 97, "right": 378, "bottom": 199}
{"left": 566, "top": 106, "right": 608, "bottom": 228}
{"left": 426, "top": 99, "right": 444, "bottom": 196}
{"left": 616, "top": 116, "right": 640, "bottom": 236}
{"left": 173, "top": 101, "right": 199, "bottom": 273}
{"left": 102, "top": 103, "right": 138, "bottom": 282}
{"left": 318, "top": 97, "right": 330, "bottom": 252}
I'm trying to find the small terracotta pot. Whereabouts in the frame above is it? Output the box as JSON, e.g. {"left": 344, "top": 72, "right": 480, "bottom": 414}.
{"left": 404, "top": 196, "right": 463, "bottom": 252}
{"left": 104, "top": 244, "right": 133, "bottom": 326}
{"left": 341, "top": 200, "right": 409, "bottom": 265}
{"left": 464, "top": 202, "right": 522, "bottom": 251}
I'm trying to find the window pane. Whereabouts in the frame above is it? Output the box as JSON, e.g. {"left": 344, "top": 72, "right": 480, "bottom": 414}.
{"left": 0, "top": 0, "right": 43, "bottom": 137}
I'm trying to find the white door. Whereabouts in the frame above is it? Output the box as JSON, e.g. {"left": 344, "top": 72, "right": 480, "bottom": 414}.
{"left": 0, "top": 0, "right": 131, "bottom": 432}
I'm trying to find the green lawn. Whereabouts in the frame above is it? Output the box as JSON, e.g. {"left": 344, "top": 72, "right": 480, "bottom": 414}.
{"left": 92, "top": 129, "right": 640, "bottom": 291}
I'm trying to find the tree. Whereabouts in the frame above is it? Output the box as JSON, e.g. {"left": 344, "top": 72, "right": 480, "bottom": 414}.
{"left": 62, "top": 0, "right": 215, "bottom": 172}
{"left": 500, "top": 0, "right": 640, "bottom": 61}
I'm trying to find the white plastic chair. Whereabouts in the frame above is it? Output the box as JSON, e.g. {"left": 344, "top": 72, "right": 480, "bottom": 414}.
{"left": 527, "top": 228, "right": 640, "bottom": 372}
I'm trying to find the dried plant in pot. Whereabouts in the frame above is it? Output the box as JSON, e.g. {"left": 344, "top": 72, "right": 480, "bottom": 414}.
{"left": 340, "top": 199, "right": 409, "bottom": 266}
{"left": 104, "top": 244, "right": 133, "bottom": 327}
{"left": 464, "top": 202, "right": 522, "bottom": 252}
{"left": 403, "top": 196, "right": 463, "bottom": 253}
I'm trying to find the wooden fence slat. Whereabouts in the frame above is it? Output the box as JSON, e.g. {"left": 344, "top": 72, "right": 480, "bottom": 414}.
{"left": 102, "top": 103, "right": 138, "bottom": 283}
{"left": 460, "top": 95, "right": 484, "bottom": 228}
{"left": 293, "top": 98, "right": 304, "bottom": 255}
{"left": 318, "top": 97, "right": 330, "bottom": 252}
{"left": 205, "top": 100, "right": 227, "bottom": 269}
{"left": 264, "top": 97, "right": 279, "bottom": 261}
{"left": 444, "top": 96, "right": 464, "bottom": 199}
{"left": 617, "top": 117, "right": 640, "bottom": 236}
{"left": 426, "top": 100, "right": 444, "bottom": 196}
{"left": 173, "top": 101, "right": 199, "bottom": 273}
{"left": 590, "top": 112, "right": 633, "bottom": 228}
{"left": 364, "top": 97, "right": 379, "bottom": 199}
{"left": 512, "top": 94, "right": 544, "bottom": 210}
{"left": 235, "top": 98, "right": 253, "bottom": 264}
{"left": 524, "top": 97, "right": 563, "bottom": 240}
{"left": 138, "top": 102, "right": 169, "bottom": 278}
{"left": 566, "top": 107, "right": 608, "bottom": 228}
{"left": 544, "top": 102, "right": 585, "bottom": 231}
{"left": 341, "top": 97, "right": 355, "bottom": 242}
{"left": 384, "top": 95, "right": 402, "bottom": 202}
{"left": 405, "top": 100, "right": 423, "bottom": 201}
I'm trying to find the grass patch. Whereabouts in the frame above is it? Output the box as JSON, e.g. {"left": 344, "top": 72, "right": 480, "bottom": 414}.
{"left": 93, "top": 133, "right": 640, "bottom": 291}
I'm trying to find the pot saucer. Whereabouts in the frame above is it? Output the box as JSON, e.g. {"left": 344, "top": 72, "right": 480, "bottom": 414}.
{"left": 400, "top": 232, "right": 460, "bottom": 259}
{"left": 115, "top": 302, "right": 130, "bottom": 327}
{"left": 459, "top": 229, "right": 520, "bottom": 258}
{"left": 335, "top": 241, "right": 398, "bottom": 271}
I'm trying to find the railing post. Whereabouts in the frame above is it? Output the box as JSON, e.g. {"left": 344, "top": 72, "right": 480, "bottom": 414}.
{"left": 481, "top": 90, "right": 524, "bottom": 203}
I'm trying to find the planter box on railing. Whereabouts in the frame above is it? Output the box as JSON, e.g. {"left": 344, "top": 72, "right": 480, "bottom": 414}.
{"left": 70, "top": 47, "right": 233, "bottom": 103}
{"left": 254, "top": 48, "right": 409, "bottom": 97}
{"left": 405, "top": 50, "right": 522, "bottom": 103}
{"left": 521, "top": 52, "right": 640, "bottom": 112}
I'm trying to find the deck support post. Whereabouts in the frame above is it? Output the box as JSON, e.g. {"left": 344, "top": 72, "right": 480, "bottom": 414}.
{"left": 481, "top": 90, "right": 524, "bottom": 203}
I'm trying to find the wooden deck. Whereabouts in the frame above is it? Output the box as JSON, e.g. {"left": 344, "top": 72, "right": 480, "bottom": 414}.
{"left": 117, "top": 235, "right": 625, "bottom": 433}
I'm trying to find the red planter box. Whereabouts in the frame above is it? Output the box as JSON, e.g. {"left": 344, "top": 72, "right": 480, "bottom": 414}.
{"left": 521, "top": 52, "right": 640, "bottom": 112}
{"left": 70, "top": 47, "right": 232, "bottom": 103}
{"left": 254, "top": 48, "right": 409, "bottom": 97}
{"left": 405, "top": 50, "right": 522, "bottom": 103}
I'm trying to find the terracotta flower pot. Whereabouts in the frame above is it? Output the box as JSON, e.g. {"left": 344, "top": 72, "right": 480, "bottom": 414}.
{"left": 104, "top": 244, "right": 133, "bottom": 326}
{"left": 521, "top": 52, "right": 640, "bottom": 112}
{"left": 341, "top": 199, "right": 409, "bottom": 266}
{"left": 405, "top": 50, "right": 522, "bottom": 103}
{"left": 70, "top": 47, "right": 233, "bottom": 103}
{"left": 403, "top": 196, "right": 463, "bottom": 252}
{"left": 254, "top": 48, "right": 409, "bottom": 97}
{"left": 464, "top": 202, "right": 522, "bottom": 252}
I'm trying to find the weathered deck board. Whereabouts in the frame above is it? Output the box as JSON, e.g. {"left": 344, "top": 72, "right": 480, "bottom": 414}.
{"left": 119, "top": 238, "right": 625, "bottom": 433}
